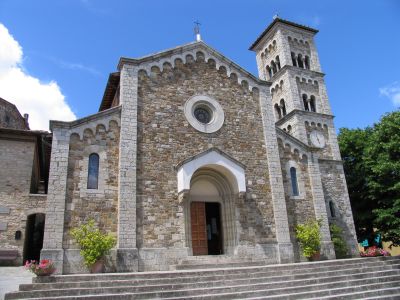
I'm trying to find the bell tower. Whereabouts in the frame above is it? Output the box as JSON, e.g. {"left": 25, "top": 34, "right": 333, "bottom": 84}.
{"left": 250, "top": 17, "right": 341, "bottom": 160}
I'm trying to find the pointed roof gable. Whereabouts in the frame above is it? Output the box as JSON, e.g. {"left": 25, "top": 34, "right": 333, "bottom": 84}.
{"left": 118, "top": 41, "right": 268, "bottom": 87}
{"left": 100, "top": 41, "right": 270, "bottom": 111}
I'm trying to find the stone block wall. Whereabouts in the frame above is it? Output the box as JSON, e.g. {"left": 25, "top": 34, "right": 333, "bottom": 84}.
{"left": 0, "top": 99, "right": 27, "bottom": 130}
{"left": 135, "top": 55, "right": 278, "bottom": 269}
{"left": 277, "top": 140, "right": 316, "bottom": 261}
{"left": 319, "top": 160, "right": 359, "bottom": 256}
{"left": 61, "top": 121, "right": 120, "bottom": 272}
{"left": 0, "top": 138, "right": 46, "bottom": 265}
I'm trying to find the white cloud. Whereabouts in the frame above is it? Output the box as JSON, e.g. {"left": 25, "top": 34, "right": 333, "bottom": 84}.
{"left": 0, "top": 23, "right": 76, "bottom": 131}
{"left": 380, "top": 81, "right": 400, "bottom": 107}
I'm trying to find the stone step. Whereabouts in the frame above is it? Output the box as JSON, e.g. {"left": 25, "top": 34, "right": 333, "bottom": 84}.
{"left": 6, "top": 257, "right": 400, "bottom": 300}
{"left": 304, "top": 287, "right": 400, "bottom": 300}
{"left": 174, "top": 256, "right": 400, "bottom": 270}
{"left": 174, "top": 255, "right": 400, "bottom": 269}
{"left": 5, "top": 272, "right": 400, "bottom": 299}
{"left": 18, "top": 263, "right": 400, "bottom": 292}
{"left": 174, "top": 260, "right": 267, "bottom": 270}
{"left": 30, "top": 256, "right": 400, "bottom": 284}
{"left": 12, "top": 278, "right": 400, "bottom": 300}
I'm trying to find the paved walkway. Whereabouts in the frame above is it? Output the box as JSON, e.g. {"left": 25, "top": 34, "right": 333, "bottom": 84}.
{"left": 0, "top": 267, "right": 33, "bottom": 300}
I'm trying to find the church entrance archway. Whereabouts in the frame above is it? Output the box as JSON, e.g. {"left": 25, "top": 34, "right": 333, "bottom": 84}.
{"left": 185, "top": 168, "right": 237, "bottom": 256}
{"left": 23, "top": 213, "right": 45, "bottom": 263}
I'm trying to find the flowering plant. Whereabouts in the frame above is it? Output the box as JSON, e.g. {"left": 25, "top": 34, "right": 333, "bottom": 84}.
{"left": 360, "top": 246, "right": 391, "bottom": 257}
{"left": 25, "top": 259, "right": 56, "bottom": 276}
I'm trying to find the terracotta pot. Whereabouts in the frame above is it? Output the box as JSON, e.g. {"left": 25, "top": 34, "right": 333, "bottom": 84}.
{"left": 308, "top": 252, "right": 321, "bottom": 261}
{"left": 35, "top": 268, "right": 56, "bottom": 276}
{"left": 90, "top": 258, "right": 105, "bottom": 273}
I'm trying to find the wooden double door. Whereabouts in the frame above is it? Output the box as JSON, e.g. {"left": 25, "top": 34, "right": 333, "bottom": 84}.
{"left": 191, "top": 201, "right": 223, "bottom": 256}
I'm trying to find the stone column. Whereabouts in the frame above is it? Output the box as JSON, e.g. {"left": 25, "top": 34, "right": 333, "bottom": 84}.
{"left": 308, "top": 153, "right": 335, "bottom": 259}
{"left": 41, "top": 126, "right": 70, "bottom": 274}
{"left": 116, "top": 63, "right": 139, "bottom": 271}
{"left": 259, "top": 86, "right": 294, "bottom": 263}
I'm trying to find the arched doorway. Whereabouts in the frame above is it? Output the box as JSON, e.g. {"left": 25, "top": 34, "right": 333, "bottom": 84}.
{"left": 23, "top": 213, "right": 45, "bottom": 263}
{"left": 185, "top": 168, "right": 237, "bottom": 256}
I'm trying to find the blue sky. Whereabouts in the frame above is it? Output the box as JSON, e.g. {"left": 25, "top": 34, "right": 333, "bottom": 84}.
{"left": 0, "top": 0, "right": 399, "bottom": 130}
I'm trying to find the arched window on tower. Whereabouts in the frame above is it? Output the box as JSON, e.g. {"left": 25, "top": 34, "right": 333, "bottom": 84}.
{"left": 271, "top": 61, "right": 277, "bottom": 74}
{"left": 87, "top": 153, "right": 99, "bottom": 189}
{"left": 297, "top": 54, "right": 304, "bottom": 69}
{"left": 310, "top": 95, "right": 316, "bottom": 112}
{"left": 329, "top": 201, "right": 336, "bottom": 218}
{"left": 290, "top": 167, "right": 299, "bottom": 196}
{"left": 266, "top": 66, "right": 272, "bottom": 80}
{"left": 274, "top": 103, "right": 282, "bottom": 120}
{"left": 291, "top": 52, "right": 297, "bottom": 67}
{"left": 280, "top": 99, "right": 287, "bottom": 116}
{"left": 305, "top": 56, "right": 310, "bottom": 70}
{"left": 276, "top": 56, "right": 281, "bottom": 70}
{"left": 302, "top": 94, "right": 309, "bottom": 111}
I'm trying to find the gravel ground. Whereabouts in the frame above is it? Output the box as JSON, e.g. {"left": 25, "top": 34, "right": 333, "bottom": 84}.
{"left": 0, "top": 267, "right": 33, "bottom": 300}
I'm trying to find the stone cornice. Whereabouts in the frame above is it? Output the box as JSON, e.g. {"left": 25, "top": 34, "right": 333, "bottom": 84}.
{"left": 118, "top": 41, "right": 270, "bottom": 91}
{"left": 275, "top": 126, "right": 311, "bottom": 151}
{"left": 275, "top": 109, "right": 334, "bottom": 126}
{"left": 269, "top": 65, "right": 325, "bottom": 84}
{"left": 50, "top": 105, "right": 121, "bottom": 132}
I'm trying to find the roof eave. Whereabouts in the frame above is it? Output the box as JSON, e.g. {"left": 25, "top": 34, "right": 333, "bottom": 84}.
{"left": 249, "top": 18, "right": 319, "bottom": 51}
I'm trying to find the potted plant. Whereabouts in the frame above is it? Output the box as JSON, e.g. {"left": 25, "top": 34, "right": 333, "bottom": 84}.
{"left": 360, "top": 246, "right": 391, "bottom": 257}
{"left": 295, "top": 219, "right": 322, "bottom": 261}
{"left": 25, "top": 259, "right": 56, "bottom": 276}
{"left": 71, "top": 219, "right": 116, "bottom": 273}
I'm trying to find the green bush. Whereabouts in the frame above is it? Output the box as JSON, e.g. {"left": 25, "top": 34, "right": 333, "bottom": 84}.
{"left": 295, "top": 219, "right": 322, "bottom": 258}
{"left": 330, "top": 223, "right": 348, "bottom": 258}
{"left": 71, "top": 220, "right": 116, "bottom": 267}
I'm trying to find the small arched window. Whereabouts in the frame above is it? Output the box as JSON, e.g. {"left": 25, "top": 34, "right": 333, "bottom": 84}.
{"left": 291, "top": 52, "right": 297, "bottom": 67}
{"left": 274, "top": 104, "right": 282, "bottom": 120}
{"left": 266, "top": 66, "right": 272, "bottom": 79}
{"left": 280, "top": 99, "right": 287, "bottom": 116}
{"left": 329, "top": 201, "right": 336, "bottom": 218}
{"left": 276, "top": 56, "right": 281, "bottom": 70}
{"left": 271, "top": 61, "right": 277, "bottom": 74}
{"left": 310, "top": 96, "right": 316, "bottom": 112}
{"left": 290, "top": 167, "right": 299, "bottom": 196}
{"left": 302, "top": 94, "right": 309, "bottom": 111}
{"left": 297, "top": 54, "right": 304, "bottom": 68}
{"left": 87, "top": 153, "right": 99, "bottom": 189}
{"left": 305, "top": 56, "right": 310, "bottom": 70}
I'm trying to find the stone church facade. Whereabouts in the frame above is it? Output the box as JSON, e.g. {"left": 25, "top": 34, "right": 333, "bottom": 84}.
{"left": 0, "top": 18, "right": 359, "bottom": 273}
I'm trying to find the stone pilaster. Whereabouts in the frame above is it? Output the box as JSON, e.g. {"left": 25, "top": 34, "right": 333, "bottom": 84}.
{"left": 327, "top": 119, "right": 342, "bottom": 160}
{"left": 41, "top": 126, "right": 70, "bottom": 274}
{"left": 259, "top": 86, "right": 294, "bottom": 263}
{"left": 308, "top": 153, "right": 335, "bottom": 259}
{"left": 117, "top": 63, "right": 139, "bottom": 271}
{"left": 336, "top": 163, "right": 360, "bottom": 257}
{"left": 275, "top": 29, "right": 292, "bottom": 68}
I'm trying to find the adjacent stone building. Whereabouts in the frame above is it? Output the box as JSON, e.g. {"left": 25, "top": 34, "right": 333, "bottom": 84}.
{"left": 0, "top": 18, "right": 359, "bottom": 273}
{"left": 0, "top": 98, "right": 50, "bottom": 265}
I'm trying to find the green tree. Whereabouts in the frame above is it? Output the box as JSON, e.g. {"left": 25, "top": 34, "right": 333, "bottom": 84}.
{"left": 338, "top": 127, "right": 375, "bottom": 243}
{"left": 338, "top": 110, "right": 400, "bottom": 247}
{"left": 364, "top": 111, "right": 400, "bottom": 247}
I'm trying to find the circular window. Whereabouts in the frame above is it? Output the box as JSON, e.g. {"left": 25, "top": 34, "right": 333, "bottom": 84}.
{"left": 184, "top": 95, "right": 224, "bottom": 133}
{"left": 194, "top": 106, "right": 212, "bottom": 124}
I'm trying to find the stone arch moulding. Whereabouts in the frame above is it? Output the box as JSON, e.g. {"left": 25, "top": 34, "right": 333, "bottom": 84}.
{"left": 176, "top": 148, "right": 246, "bottom": 194}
